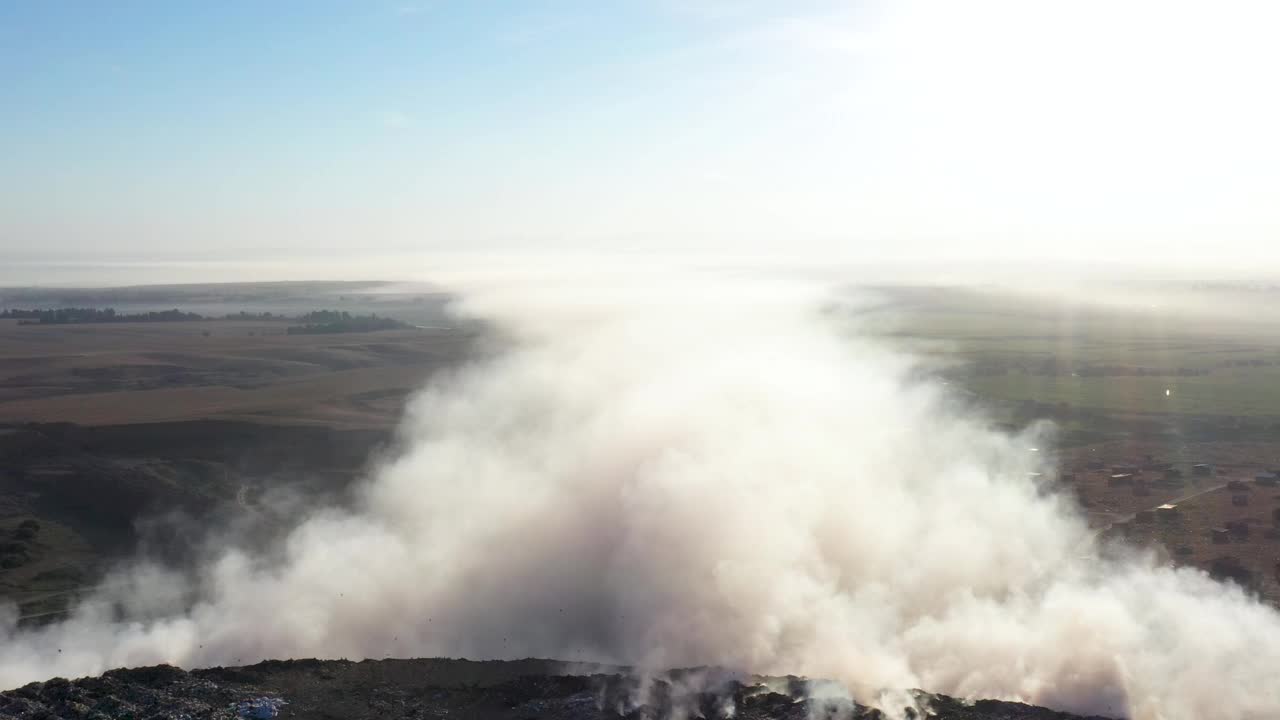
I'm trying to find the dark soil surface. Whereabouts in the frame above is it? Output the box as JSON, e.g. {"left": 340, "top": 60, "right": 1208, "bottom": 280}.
{"left": 0, "top": 421, "right": 394, "bottom": 622}
{"left": 0, "top": 658, "right": 1114, "bottom": 720}
{"left": 1056, "top": 440, "right": 1280, "bottom": 604}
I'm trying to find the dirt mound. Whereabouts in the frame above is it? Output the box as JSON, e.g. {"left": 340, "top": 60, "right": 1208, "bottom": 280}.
{"left": 0, "top": 658, "right": 1115, "bottom": 720}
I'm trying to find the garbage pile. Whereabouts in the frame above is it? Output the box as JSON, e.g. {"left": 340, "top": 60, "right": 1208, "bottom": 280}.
{"left": 0, "top": 658, "right": 1114, "bottom": 720}
{"left": 0, "top": 663, "right": 261, "bottom": 719}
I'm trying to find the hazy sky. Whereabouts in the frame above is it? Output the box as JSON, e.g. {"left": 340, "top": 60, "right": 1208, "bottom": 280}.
{"left": 2, "top": 1, "right": 1278, "bottom": 272}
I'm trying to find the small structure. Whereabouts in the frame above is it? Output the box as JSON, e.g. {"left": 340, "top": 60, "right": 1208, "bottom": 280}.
{"left": 1227, "top": 479, "right": 1250, "bottom": 492}
{"left": 1112, "top": 465, "right": 1140, "bottom": 475}
{"left": 1156, "top": 504, "right": 1180, "bottom": 521}
{"left": 1164, "top": 467, "right": 1184, "bottom": 480}
{"left": 1212, "top": 527, "right": 1231, "bottom": 544}
{"left": 1193, "top": 463, "right": 1213, "bottom": 477}
{"left": 1256, "top": 473, "right": 1279, "bottom": 487}
{"left": 1109, "top": 473, "right": 1135, "bottom": 486}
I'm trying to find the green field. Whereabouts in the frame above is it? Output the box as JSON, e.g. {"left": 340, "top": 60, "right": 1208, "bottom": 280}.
{"left": 877, "top": 285, "right": 1280, "bottom": 419}
{"left": 965, "top": 368, "right": 1280, "bottom": 417}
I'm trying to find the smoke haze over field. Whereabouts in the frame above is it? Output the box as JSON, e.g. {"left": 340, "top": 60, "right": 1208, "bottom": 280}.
{"left": 3, "top": 269, "right": 1280, "bottom": 719}
{"left": 6, "top": 0, "right": 1280, "bottom": 715}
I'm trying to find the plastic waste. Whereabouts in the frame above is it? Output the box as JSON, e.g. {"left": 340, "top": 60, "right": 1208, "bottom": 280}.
{"left": 231, "top": 696, "right": 288, "bottom": 719}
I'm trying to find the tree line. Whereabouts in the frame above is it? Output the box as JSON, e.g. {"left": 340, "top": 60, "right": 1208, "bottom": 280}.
{"left": 286, "top": 311, "right": 406, "bottom": 334}
{"left": 1, "top": 307, "right": 410, "bottom": 334}
{"left": 0, "top": 307, "right": 202, "bottom": 324}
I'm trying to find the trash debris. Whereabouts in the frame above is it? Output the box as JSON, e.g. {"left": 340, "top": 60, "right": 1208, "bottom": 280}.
{"left": 231, "top": 696, "right": 288, "bottom": 719}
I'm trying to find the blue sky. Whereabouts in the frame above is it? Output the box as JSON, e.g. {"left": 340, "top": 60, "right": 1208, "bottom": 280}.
{"left": 3, "top": 1, "right": 1279, "bottom": 273}
{"left": 1, "top": 2, "right": 745, "bottom": 254}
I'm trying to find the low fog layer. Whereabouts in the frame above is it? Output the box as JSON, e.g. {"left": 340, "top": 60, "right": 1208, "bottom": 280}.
{"left": 3, "top": 271, "right": 1280, "bottom": 720}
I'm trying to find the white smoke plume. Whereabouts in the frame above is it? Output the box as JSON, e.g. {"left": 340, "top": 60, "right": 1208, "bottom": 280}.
{"left": 3, "top": 268, "right": 1280, "bottom": 720}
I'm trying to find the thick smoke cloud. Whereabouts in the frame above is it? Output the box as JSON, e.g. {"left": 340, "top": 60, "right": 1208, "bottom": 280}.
{"left": 3, "top": 270, "right": 1280, "bottom": 719}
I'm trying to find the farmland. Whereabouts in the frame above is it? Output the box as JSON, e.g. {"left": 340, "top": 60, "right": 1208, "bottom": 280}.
{"left": 4, "top": 279, "right": 1280, "bottom": 625}
{"left": 0, "top": 282, "right": 476, "bottom": 621}
{"left": 874, "top": 284, "right": 1280, "bottom": 603}
{"left": 877, "top": 284, "right": 1280, "bottom": 424}
{"left": 0, "top": 282, "right": 467, "bottom": 428}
